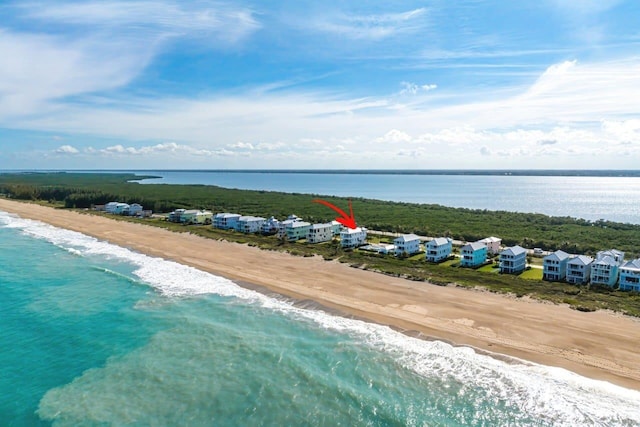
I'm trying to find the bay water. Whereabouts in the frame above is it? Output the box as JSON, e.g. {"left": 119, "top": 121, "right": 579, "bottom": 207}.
{"left": 137, "top": 171, "right": 640, "bottom": 224}
{"left": 1, "top": 211, "right": 640, "bottom": 426}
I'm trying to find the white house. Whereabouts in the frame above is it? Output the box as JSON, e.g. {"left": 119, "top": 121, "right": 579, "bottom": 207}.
{"left": 105, "top": 201, "right": 130, "bottom": 215}
{"left": 286, "top": 221, "right": 312, "bottom": 241}
{"left": 619, "top": 258, "right": 640, "bottom": 292}
{"left": 460, "top": 241, "right": 488, "bottom": 267}
{"left": 235, "top": 216, "right": 266, "bottom": 233}
{"left": 426, "top": 237, "right": 453, "bottom": 263}
{"left": 307, "top": 223, "right": 334, "bottom": 244}
{"left": 590, "top": 249, "right": 625, "bottom": 287}
{"left": 340, "top": 227, "right": 367, "bottom": 249}
{"left": 261, "top": 216, "right": 280, "bottom": 235}
{"left": 330, "top": 221, "right": 342, "bottom": 235}
{"left": 127, "top": 203, "right": 144, "bottom": 216}
{"left": 566, "top": 255, "right": 594, "bottom": 284}
{"left": 393, "top": 234, "right": 421, "bottom": 256}
{"left": 542, "top": 250, "right": 570, "bottom": 281}
{"left": 479, "top": 236, "right": 502, "bottom": 254}
{"left": 104, "top": 201, "right": 119, "bottom": 213}
{"left": 499, "top": 245, "right": 527, "bottom": 274}
{"left": 213, "top": 213, "right": 242, "bottom": 230}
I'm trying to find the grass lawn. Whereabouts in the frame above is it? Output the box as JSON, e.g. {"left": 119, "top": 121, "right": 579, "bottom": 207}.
{"left": 477, "top": 264, "right": 500, "bottom": 273}
{"left": 438, "top": 258, "right": 459, "bottom": 267}
{"left": 519, "top": 268, "right": 544, "bottom": 280}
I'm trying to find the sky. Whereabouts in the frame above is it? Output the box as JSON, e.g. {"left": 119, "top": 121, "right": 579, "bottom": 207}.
{"left": 1, "top": 0, "right": 639, "bottom": 170}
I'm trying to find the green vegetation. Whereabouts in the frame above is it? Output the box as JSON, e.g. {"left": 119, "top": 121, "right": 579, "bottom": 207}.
{"left": 1, "top": 172, "right": 640, "bottom": 317}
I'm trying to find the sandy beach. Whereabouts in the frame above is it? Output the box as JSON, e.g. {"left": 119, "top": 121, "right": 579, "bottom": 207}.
{"left": 2, "top": 198, "right": 640, "bottom": 391}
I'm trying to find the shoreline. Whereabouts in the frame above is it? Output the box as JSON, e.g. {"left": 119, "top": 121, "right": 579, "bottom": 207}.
{"left": 1, "top": 198, "right": 640, "bottom": 391}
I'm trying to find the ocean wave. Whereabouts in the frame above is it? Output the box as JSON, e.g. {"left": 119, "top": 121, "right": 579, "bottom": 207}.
{"left": 2, "top": 210, "right": 639, "bottom": 426}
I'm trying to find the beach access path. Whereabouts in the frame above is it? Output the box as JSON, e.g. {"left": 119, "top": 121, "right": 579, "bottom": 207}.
{"left": 1, "top": 198, "right": 639, "bottom": 391}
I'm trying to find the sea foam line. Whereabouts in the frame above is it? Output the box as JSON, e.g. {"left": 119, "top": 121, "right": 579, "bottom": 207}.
{"left": 1, "top": 210, "right": 639, "bottom": 426}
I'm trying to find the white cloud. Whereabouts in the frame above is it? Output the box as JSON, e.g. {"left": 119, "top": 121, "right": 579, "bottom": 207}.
{"left": 55, "top": 144, "right": 79, "bottom": 154}
{"left": 15, "top": 1, "right": 260, "bottom": 44}
{"left": 310, "top": 8, "right": 427, "bottom": 40}
{"left": 399, "top": 81, "right": 438, "bottom": 95}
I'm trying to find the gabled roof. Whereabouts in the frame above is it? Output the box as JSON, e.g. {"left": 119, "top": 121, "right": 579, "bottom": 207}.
{"left": 596, "top": 249, "right": 625, "bottom": 262}
{"left": 311, "top": 223, "right": 332, "bottom": 229}
{"left": 593, "top": 255, "right": 618, "bottom": 266}
{"left": 501, "top": 245, "right": 526, "bottom": 256}
{"left": 427, "top": 237, "right": 452, "bottom": 247}
{"left": 480, "top": 236, "right": 501, "bottom": 243}
{"left": 394, "top": 233, "right": 420, "bottom": 243}
{"left": 341, "top": 227, "right": 365, "bottom": 235}
{"left": 289, "top": 221, "right": 311, "bottom": 228}
{"left": 568, "top": 255, "right": 594, "bottom": 266}
{"left": 544, "top": 250, "right": 570, "bottom": 262}
{"left": 462, "top": 242, "right": 486, "bottom": 251}
{"left": 621, "top": 258, "right": 640, "bottom": 271}
{"left": 215, "top": 212, "right": 241, "bottom": 219}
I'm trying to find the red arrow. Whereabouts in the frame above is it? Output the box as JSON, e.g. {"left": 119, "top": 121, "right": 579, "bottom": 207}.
{"left": 312, "top": 199, "right": 357, "bottom": 229}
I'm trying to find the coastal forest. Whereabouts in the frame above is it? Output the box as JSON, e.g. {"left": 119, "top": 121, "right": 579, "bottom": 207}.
{"left": 2, "top": 172, "right": 640, "bottom": 316}
{"left": 1, "top": 172, "right": 639, "bottom": 256}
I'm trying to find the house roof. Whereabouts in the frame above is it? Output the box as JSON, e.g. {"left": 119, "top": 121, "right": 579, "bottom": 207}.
{"left": 462, "top": 242, "right": 486, "bottom": 251}
{"left": 428, "top": 237, "right": 452, "bottom": 247}
{"left": 480, "top": 236, "right": 501, "bottom": 243}
{"left": 501, "top": 245, "right": 526, "bottom": 256}
{"left": 544, "top": 250, "right": 570, "bottom": 262}
{"left": 290, "top": 221, "right": 311, "bottom": 228}
{"left": 215, "top": 213, "right": 241, "bottom": 219}
{"left": 568, "top": 255, "right": 594, "bottom": 266}
{"left": 341, "top": 227, "right": 364, "bottom": 235}
{"left": 621, "top": 258, "right": 640, "bottom": 271}
{"left": 593, "top": 255, "right": 618, "bottom": 266}
{"left": 596, "top": 249, "right": 624, "bottom": 262}
{"left": 394, "top": 234, "right": 420, "bottom": 243}
{"left": 311, "top": 223, "right": 332, "bottom": 230}
{"left": 238, "top": 216, "right": 265, "bottom": 222}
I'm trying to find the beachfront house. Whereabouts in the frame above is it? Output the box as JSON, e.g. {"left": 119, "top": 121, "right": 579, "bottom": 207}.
{"left": 590, "top": 249, "right": 625, "bottom": 287}
{"left": 425, "top": 237, "right": 453, "bottom": 263}
{"left": 261, "top": 217, "right": 281, "bottom": 235}
{"left": 128, "top": 203, "right": 143, "bottom": 216}
{"left": 460, "top": 241, "right": 488, "bottom": 267}
{"left": 542, "top": 250, "right": 570, "bottom": 281}
{"left": 277, "top": 214, "right": 303, "bottom": 238}
{"left": 566, "top": 255, "right": 594, "bottom": 284}
{"left": 499, "top": 245, "right": 527, "bottom": 274}
{"left": 181, "top": 210, "right": 213, "bottom": 225}
{"left": 213, "top": 213, "right": 242, "bottom": 230}
{"left": 235, "top": 216, "right": 266, "bottom": 233}
{"left": 105, "top": 201, "right": 130, "bottom": 215}
{"left": 307, "top": 223, "right": 334, "bottom": 244}
{"left": 340, "top": 227, "right": 367, "bottom": 249}
{"left": 479, "top": 236, "right": 502, "bottom": 254}
{"left": 619, "top": 258, "right": 640, "bottom": 291}
{"left": 286, "top": 221, "right": 312, "bottom": 241}
{"left": 393, "top": 234, "right": 421, "bottom": 257}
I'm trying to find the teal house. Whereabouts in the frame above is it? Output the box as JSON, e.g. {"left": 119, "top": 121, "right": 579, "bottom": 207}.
{"left": 460, "top": 242, "right": 487, "bottom": 267}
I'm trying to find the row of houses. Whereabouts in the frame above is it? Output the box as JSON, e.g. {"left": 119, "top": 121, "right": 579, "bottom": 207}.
{"left": 167, "top": 209, "right": 213, "bottom": 224}
{"left": 101, "top": 202, "right": 150, "bottom": 217}
{"left": 541, "top": 249, "right": 640, "bottom": 291}
{"left": 388, "top": 234, "right": 502, "bottom": 264}
{"left": 210, "top": 212, "right": 368, "bottom": 248}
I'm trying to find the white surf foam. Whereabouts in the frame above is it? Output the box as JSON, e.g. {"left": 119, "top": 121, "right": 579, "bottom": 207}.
{"left": 2, "top": 210, "right": 639, "bottom": 426}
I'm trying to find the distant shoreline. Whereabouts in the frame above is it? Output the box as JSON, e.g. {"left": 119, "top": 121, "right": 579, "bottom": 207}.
{"left": 3, "top": 169, "right": 640, "bottom": 177}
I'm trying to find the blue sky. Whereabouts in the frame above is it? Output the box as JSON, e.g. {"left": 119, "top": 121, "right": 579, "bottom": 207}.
{"left": 1, "top": 0, "right": 639, "bottom": 169}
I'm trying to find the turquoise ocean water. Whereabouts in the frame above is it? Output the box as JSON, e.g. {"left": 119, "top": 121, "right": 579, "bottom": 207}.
{"left": 1, "top": 211, "right": 640, "bottom": 426}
